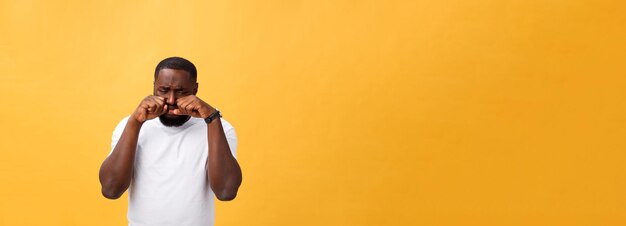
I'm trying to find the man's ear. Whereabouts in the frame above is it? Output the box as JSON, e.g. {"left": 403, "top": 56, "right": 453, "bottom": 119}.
{"left": 194, "top": 83, "right": 198, "bottom": 95}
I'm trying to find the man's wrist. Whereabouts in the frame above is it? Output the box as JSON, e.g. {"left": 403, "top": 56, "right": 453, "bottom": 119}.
{"left": 128, "top": 116, "right": 145, "bottom": 128}
{"left": 204, "top": 108, "right": 221, "bottom": 124}
{"left": 203, "top": 106, "right": 216, "bottom": 118}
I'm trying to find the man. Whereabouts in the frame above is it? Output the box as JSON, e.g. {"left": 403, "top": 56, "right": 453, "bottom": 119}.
{"left": 99, "top": 57, "right": 242, "bottom": 226}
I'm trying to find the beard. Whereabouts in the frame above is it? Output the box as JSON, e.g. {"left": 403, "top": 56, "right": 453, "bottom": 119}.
{"left": 158, "top": 114, "right": 191, "bottom": 127}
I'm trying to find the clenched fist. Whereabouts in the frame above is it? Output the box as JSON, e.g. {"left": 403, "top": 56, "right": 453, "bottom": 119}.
{"left": 132, "top": 96, "right": 167, "bottom": 123}
{"left": 169, "top": 95, "right": 215, "bottom": 119}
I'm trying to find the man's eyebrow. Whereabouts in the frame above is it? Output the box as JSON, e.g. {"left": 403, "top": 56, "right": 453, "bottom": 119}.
{"left": 157, "top": 85, "right": 185, "bottom": 89}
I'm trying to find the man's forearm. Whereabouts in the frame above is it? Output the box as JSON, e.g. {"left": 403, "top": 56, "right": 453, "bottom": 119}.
{"left": 207, "top": 119, "right": 242, "bottom": 201}
{"left": 99, "top": 118, "right": 143, "bottom": 199}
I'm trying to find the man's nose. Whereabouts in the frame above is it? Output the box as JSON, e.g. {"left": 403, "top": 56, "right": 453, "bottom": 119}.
{"left": 165, "top": 92, "right": 176, "bottom": 105}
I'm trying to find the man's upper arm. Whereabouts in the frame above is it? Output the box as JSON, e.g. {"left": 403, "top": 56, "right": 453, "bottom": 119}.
{"left": 222, "top": 118, "right": 238, "bottom": 159}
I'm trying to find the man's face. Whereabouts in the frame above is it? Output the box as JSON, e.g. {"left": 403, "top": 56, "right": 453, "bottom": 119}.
{"left": 153, "top": 68, "right": 198, "bottom": 127}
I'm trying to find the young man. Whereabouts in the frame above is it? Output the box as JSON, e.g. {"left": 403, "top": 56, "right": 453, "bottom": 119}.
{"left": 99, "top": 57, "right": 242, "bottom": 226}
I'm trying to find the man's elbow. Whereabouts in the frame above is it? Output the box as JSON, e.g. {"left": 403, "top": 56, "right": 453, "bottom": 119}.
{"left": 101, "top": 184, "right": 127, "bottom": 200}
{"left": 102, "top": 188, "right": 124, "bottom": 200}
{"left": 215, "top": 190, "right": 238, "bottom": 201}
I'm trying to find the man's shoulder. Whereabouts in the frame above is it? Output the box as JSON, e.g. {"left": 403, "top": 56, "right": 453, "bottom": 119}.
{"left": 220, "top": 118, "right": 235, "bottom": 131}
{"left": 187, "top": 117, "right": 235, "bottom": 130}
{"left": 117, "top": 115, "right": 131, "bottom": 125}
{"left": 112, "top": 116, "right": 131, "bottom": 133}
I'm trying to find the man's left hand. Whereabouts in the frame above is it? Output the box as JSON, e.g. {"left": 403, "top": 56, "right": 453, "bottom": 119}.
{"left": 170, "top": 95, "right": 215, "bottom": 118}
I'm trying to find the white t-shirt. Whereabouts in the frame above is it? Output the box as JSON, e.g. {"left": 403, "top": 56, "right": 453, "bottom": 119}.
{"left": 110, "top": 116, "right": 238, "bottom": 226}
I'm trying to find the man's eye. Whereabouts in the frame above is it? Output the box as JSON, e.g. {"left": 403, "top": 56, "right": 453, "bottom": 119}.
{"left": 177, "top": 90, "right": 185, "bottom": 94}
{"left": 159, "top": 89, "right": 168, "bottom": 93}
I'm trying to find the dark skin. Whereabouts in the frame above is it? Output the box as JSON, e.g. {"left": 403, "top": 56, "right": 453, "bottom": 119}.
{"left": 98, "top": 68, "right": 242, "bottom": 201}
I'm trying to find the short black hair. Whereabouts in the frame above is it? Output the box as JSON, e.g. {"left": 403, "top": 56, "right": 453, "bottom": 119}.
{"left": 154, "top": 57, "right": 197, "bottom": 81}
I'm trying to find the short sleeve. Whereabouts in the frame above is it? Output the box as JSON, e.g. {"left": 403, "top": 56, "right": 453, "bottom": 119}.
{"left": 221, "top": 118, "right": 238, "bottom": 158}
{"left": 109, "top": 116, "right": 130, "bottom": 156}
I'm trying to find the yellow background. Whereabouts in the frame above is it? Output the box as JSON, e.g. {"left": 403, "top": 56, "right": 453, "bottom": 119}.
{"left": 1, "top": 0, "right": 625, "bottom": 225}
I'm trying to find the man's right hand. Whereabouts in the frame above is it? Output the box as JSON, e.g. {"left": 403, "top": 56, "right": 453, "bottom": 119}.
{"left": 132, "top": 96, "right": 167, "bottom": 123}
